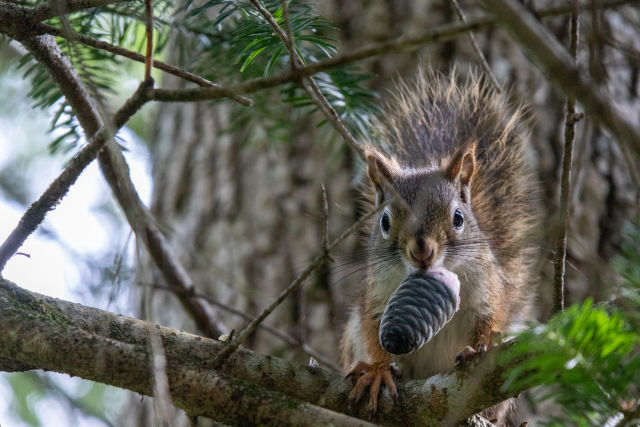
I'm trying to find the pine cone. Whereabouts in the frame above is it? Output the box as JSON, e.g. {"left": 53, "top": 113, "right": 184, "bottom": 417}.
{"left": 379, "top": 270, "right": 460, "bottom": 355}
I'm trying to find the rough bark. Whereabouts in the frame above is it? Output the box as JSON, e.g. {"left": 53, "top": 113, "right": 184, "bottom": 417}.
{"left": 0, "top": 277, "right": 528, "bottom": 426}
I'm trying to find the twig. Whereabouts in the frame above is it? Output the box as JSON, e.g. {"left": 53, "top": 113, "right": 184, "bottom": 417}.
{"left": 480, "top": 0, "right": 640, "bottom": 155}
{"left": 279, "top": 0, "right": 296, "bottom": 69}
{"left": 212, "top": 202, "right": 388, "bottom": 368}
{"left": 448, "top": 0, "right": 502, "bottom": 92}
{"left": 320, "top": 185, "right": 330, "bottom": 257}
{"left": 553, "top": 2, "right": 581, "bottom": 313}
{"left": 32, "top": 23, "right": 252, "bottom": 106}
{"left": 20, "top": 33, "right": 225, "bottom": 339}
{"left": 143, "top": 0, "right": 640, "bottom": 104}
{"left": 143, "top": 0, "right": 153, "bottom": 80}
{"left": 250, "top": 0, "right": 366, "bottom": 161}
{"left": 152, "top": 283, "right": 341, "bottom": 371}
{"left": 0, "top": 78, "right": 153, "bottom": 272}
{"left": 30, "top": 0, "right": 130, "bottom": 22}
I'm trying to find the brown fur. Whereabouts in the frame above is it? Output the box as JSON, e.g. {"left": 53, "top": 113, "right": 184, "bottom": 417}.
{"left": 340, "top": 69, "right": 539, "bottom": 425}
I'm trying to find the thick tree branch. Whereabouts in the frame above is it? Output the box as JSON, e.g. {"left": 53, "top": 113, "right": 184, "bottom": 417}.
{"left": 15, "top": 34, "right": 225, "bottom": 338}
{"left": 480, "top": 0, "right": 640, "bottom": 155}
{"left": 0, "top": 277, "right": 530, "bottom": 426}
{"left": 0, "top": 279, "right": 370, "bottom": 426}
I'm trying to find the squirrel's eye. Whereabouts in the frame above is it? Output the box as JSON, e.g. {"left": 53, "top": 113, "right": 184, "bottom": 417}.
{"left": 453, "top": 209, "right": 464, "bottom": 229}
{"left": 380, "top": 212, "right": 391, "bottom": 236}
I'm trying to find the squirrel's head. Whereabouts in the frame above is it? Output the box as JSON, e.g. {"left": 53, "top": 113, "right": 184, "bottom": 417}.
{"left": 365, "top": 142, "right": 483, "bottom": 275}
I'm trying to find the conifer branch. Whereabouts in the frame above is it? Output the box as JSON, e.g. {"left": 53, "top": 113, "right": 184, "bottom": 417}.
{"left": 13, "top": 33, "right": 226, "bottom": 339}
{"left": 146, "top": 0, "right": 640, "bottom": 108}
{"left": 0, "top": 42, "right": 153, "bottom": 271}
{"left": 31, "top": 0, "right": 131, "bottom": 22}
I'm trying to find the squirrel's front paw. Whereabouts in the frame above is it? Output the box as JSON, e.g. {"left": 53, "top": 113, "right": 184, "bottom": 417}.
{"left": 346, "top": 361, "right": 399, "bottom": 417}
{"left": 456, "top": 331, "right": 498, "bottom": 365}
{"left": 455, "top": 344, "right": 486, "bottom": 365}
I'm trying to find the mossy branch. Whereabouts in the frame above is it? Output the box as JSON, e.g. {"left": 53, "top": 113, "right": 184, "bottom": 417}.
{"left": 0, "top": 277, "right": 533, "bottom": 426}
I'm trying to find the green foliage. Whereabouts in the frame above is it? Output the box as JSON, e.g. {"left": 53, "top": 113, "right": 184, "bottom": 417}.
{"left": 4, "top": 371, "right": 120, "bottom": 426}
{"left": 614, "top": 219, "right": 640, "bottom": 322}
{"left": 182, "top": 0, "right": 337, "bottom": 69}
{"left": 282, "top": 67, "right": 381, "bottom": 140}
{"left": 17, "top": 0, "right": 173, "bottom": 153}
{"left": 175, "top": 0, "right": 379, "bottom": 144}
{"left": 503, "top": 219, "right": 640, "bottom": 426}
{"left": 6, "top": 372, "right": 45, "bottom": 426}
{"left": 17, "top": 0, "right": 379, "bottom": 154}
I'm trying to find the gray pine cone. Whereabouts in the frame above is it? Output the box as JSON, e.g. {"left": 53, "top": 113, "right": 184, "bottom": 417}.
{"left": 379, "top": 271, "right": 458, "bottom": 355}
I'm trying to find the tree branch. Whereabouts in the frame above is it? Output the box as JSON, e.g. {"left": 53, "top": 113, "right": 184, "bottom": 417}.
{"left": 146, "top": 0, "right": 640, "bottom": 107}
{"left": 0, "top": 277, "right": 531, "bottom": 426}
{"left": 0, "top": 279, "right": 370, "bottom": 426}
{"left": 0, "top": 2, "right": 252, "bottom": 106}
{"left": 553, "top": 1, "right": 582, "bottom": 314}
{"left": 37, "top": 23, "right": 252, "bottom": 106}
{"left": 480, "top": 0, "right": 640, "bottom": 155}
{"left": 14, "top": 33, "right": 225, "bottom": 338}
{"left": 0, "top": 40, "right": 153, "bottom": 271}
{"left": 30, "top": 0, "right": 131, "bottom": 22}
{"left": 212, "top": 202, "right": 388, "bottom": 367}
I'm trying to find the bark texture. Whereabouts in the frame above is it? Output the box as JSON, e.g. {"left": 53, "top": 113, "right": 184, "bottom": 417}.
{"left": 0, "top": 277, "right": 528, "bottom": 426}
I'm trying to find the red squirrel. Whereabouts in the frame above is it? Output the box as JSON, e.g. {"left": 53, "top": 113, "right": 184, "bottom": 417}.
{"left": 340, "top": 70, "right": 538, "bottom": 424}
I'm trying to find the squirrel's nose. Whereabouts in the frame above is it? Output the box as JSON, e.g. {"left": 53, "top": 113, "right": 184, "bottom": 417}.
{"left": 409, "top": 237, "right": 435, "bottom": 264}
{"left": 410, "top": 246, "right": 434, "bottom": 262}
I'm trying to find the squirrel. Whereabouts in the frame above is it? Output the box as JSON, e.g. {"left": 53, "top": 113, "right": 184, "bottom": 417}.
{"left": 340, "top": 69, "right": 538, "bottom": 423}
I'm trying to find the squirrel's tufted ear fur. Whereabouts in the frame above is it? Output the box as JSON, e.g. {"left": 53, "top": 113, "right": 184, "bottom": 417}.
{"left": 445, "top": 142, "right": 476, "bottom": 187}
{"left": 365, "top": 150, "right": 399, "bottom": 197}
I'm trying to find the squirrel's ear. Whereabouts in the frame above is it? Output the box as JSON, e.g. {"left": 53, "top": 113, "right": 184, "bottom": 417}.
{"left": 445, "top": 142, "right": 476, "bottom": 187}
{"left": 365, "top": 149, "right": 399, "bottom": 202}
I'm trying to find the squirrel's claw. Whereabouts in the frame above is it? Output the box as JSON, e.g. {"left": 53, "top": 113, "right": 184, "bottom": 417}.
{"left": 455, "top": 345, "right": 477, "bottom": 365}
{"left": 456, "top": 342, "right": 488, "bottom": 365}
{"left": 346, "top": 361, "right": 398, "bottom": 415}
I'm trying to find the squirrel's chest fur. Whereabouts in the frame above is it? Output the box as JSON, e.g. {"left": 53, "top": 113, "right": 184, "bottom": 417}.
{"left": 365, "top": 261, "right": 497, "bottom": 377}
{"left": 401, "top": 307, "right": 476, "bottom": 377}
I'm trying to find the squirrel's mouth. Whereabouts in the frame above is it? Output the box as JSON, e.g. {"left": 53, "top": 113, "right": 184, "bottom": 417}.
{"left": 404, "top": 252, "right": 443, "bottom": 272}
{"left": 405, "top": 237, "right": 438, "bottom": 270}
{"left": 409, "top": 258, "right": 429, "bottom": 270}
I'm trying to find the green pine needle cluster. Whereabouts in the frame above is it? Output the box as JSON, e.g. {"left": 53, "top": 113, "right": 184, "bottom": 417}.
{"left": 16, "top": 0, "right": 173, "bottom": 153}
{"left": 16, "top": 0, "right": 379, "bottom": 154}
{"left": 503, "top": 219, "right": 640, "bottom": 426}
